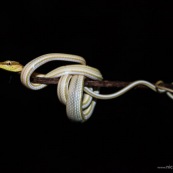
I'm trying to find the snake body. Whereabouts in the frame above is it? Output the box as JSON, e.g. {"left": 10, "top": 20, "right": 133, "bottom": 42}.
{"left": 0, "top": 53, "right": 173, "bottom": 122}
{"left": 20, "top": 53, "right": 103, "bottom": 122}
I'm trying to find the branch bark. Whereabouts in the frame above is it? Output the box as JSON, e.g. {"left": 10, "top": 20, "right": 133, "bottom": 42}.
{"left": 31, "top": 76, "right": 173, "bottom": 90}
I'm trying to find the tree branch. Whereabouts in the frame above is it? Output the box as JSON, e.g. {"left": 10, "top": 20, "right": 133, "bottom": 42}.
{"left": 31, "top": 76, "right": 173, "bottom": 91}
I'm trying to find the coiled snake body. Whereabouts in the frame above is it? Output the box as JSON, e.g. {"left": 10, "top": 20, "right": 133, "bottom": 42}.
{"left": 0, "top": 53, "right": 172, "bottom": 122}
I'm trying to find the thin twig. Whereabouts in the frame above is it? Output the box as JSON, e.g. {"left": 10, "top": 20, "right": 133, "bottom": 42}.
{"left": 31, "top": 76, "right": 173, "bottom": 90}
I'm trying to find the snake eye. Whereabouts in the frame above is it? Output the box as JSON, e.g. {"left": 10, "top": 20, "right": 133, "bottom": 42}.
{"left": 6, "top": 61, "right": 11, "bottom": 65}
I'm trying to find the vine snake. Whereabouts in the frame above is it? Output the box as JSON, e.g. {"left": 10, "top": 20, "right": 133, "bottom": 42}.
{"left": 0, "top": 53, "right": 172, "bottom": 122}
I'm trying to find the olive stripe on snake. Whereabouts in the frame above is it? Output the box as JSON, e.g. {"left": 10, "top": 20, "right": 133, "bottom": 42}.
{"left": 19, "top": 53, "right": 173, "bottom": 122}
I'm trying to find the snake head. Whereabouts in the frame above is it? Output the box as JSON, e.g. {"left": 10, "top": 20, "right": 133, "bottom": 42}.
{"left": 0, "top": 60, "right": 23, "bottom": 72}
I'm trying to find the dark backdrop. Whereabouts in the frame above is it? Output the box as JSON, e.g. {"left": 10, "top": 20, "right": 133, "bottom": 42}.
{"left": 0, "top": 1, "right": 173, "bottom": 172}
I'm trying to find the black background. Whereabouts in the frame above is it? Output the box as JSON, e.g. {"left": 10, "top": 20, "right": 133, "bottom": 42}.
{"left": 0, "top": 1, "right": 173, "bottom": 172}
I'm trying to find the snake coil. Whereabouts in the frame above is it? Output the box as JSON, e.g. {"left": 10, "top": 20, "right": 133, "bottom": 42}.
{"left": 20, "top": 53, "right": 173, "bottom": 122}
{"left": 20, "top": 53, "right": 103, "bottom": 122}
